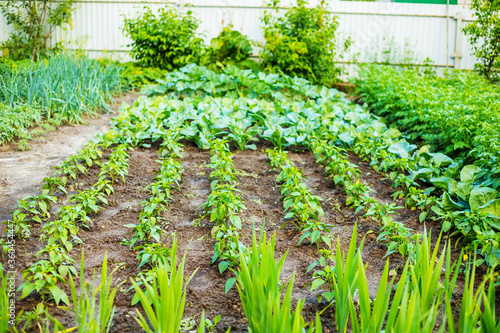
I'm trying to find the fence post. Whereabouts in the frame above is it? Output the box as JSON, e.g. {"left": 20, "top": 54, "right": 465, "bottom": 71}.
{"left": 452, "top": 11, "right": 464, "bottom": 69}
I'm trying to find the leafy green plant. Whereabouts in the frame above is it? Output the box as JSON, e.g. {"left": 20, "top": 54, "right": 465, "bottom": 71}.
{"left": 212, "top": 224, "right": 245, "bottom": 274}
{"left": 266, "top": 148, "right": 330, "bottom": 245}
{"left": 377, "top": 220, "right": 420, "bottom": 261}
{"left": 118, "top": 61, "right": 167, "bottom": 90}
{"left": 62, "top": 251, "right": 118, "bottom": 333}
{"left": 123, "top": 6, "right": 204, "bottom": 70}
{"left": 308, "top": 224, "right": 363, "bottom": 332}
{"left": 134, "top": 243, "right": 171, "bottom": 269}
{"left": 261, "top": 0, "right": 349, "bottom": 86}
{"left": 0, "top": 103, "right": 41, "bottom": 144}
{"left": 131, "top": 238, "right": 198, "bottom": 333}
{"left": 41, "top": 176, "right": 67, "bottom": 195}
{"left": 201, "top": 25, "right": 258, "bottom": 73}
{"left": 463, "top": 0, "right": 500, "bottom": 82}
{"left": 19, "top": 244, "right": 76, "bottom": 305}
{"left": 226, "top": 118, "right": 260, "bottom": 151}
{"left": 237, "top": 229, "right": 321, "bottom": 332}
{"left": 0, "top": 54, "right": 121, "bottom": 123}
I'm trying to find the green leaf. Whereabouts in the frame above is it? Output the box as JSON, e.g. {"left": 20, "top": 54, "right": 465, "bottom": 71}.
{"left": 479, "top": 199, "right": 500, "bottom": 219}
{"left": 338, "top": 132, "right": 353, "bottom": 144}
{"left": 225, "top": 278, "right": 236, "bottom": 293}
{"left": 219, "top": 261, "right": 230, "bottom": 273}
{"left": 310, "top": 279, "right": 325, "bottom": 291}
{"left": 431, "top": 153, "right": 453, "bottom": 168}
{"left": 388, "top": 141, "right": 416, "bottom": 159}
{"left": 441, "top": 192, "right": 463, "bottom": 211}
{"left": 323, "top": 291, "right": 335, "bottom": 302}
{"left": 21, "top": 283, "right": 36, "bottom": 299}
{"left": 456, "top": 181, "right": 473, "bottom": 202}
{"left": 431, "top": 176, "right": 452, "bottom": 190}
{"left": 469, "top": 187, "right": 498, "bottom": 211}
{"left": 460, "top": 165, "right": 482, "bottom": 183}
{"left": 408, "top": 168, "right": 433, "bottom": 182}
{"left": 385, "top": 128, "right": 402, "bottom": 139}
{"left": 48, "top": 285, "right": 69, "bottom": 305}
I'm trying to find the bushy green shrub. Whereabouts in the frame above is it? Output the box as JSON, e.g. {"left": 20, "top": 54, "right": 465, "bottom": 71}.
{"left": 122, "top": 6, "right": 204, "bottom": 71}
{"left": 200, "top": 25, "right": 259, "bottom": 72}
{"left": 260, "top": 0, "right": 349, "bottom": 86}
{"left": 463, "top": 0, "right": 500, "bottom": 82}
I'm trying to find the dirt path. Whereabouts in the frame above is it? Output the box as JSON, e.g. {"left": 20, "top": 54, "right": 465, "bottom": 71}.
{"left": 0, "top": 93, "right": 139, "bottom": 220}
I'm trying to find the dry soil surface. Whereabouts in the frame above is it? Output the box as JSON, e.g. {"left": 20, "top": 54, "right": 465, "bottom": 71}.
{"left": 0, "top": 93, "right": 139, "bottom": 221}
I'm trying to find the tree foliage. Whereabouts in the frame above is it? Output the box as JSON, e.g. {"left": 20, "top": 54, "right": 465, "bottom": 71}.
{"left": 463, "top": 0, "right": 500, "bottom": 82}
{"left": 0, "top": 0, "right": 75, "bottom": 61}
{"left": 260, "top": 0, "right": 350, "bottom": 86}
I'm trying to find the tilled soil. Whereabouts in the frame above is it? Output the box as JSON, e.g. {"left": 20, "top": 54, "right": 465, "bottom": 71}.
{"left": 2, "top": 141, "right": 465, "bottom": 332}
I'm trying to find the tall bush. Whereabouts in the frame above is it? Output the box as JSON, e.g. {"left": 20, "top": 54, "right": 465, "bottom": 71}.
{"left": 463, "top": 0, "right": 500, "bottom": 82}
{"left": 260, "top": 0, "right": 349, "bottom": 86}
{"left": 122, "top": 6, "right": 204, "bottom": 71}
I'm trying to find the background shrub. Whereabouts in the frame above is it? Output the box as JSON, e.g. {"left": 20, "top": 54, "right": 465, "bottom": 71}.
{"left": 200, "top": 25, "right": 259, "bottom": 72}
{"left": 123, "top": 6, "right": 204, "bottom": 71}
{"left": 463, "top": 0, "right": 500, "bottom": 83}
{"left": 260, "top": 0, "right": 349, "bottom": 86}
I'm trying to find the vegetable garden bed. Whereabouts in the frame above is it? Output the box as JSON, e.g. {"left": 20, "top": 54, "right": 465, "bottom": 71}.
{"left": 5, "top": 140, "right": 441, "bottom": 332}
{"left": 1, "top": 64, "right": 496, "bottom": 332}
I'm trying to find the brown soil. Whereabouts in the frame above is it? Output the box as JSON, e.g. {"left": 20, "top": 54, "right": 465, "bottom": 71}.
{"left": 1, "top": 138, "right": 460, "bottom": 332}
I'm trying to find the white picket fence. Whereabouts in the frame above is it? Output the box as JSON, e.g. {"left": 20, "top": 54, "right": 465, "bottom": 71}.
{"left": 0, "top": 0, "right": 477, "bottom": 74}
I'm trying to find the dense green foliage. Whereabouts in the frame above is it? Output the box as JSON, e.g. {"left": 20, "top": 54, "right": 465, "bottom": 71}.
{"left": 260, "top": 0, "right": 348, "bottom": 86}
{"left": 0, "top": 54, "right": 121, "bottom": 121}
{"left": 3, "top": 62, "right": 500, "bottom": 331}
{"left": 356, "top": 64, "right": 500, "bottom": 264}
{"left": 122, "top": 7, "right": 204, "bottom": 71}
{"left": 118, "top": 62, "right": 167, "bottom": 90}
{"left": 200, "top": 26, "right": 259, "bottom": 73}
{"left": 0, "top": 0, "right": 75, "bottom": 61}
{"left": 237, "top": 230, "right": 321, "bottom": 332}
{"left": 463, "top": 0, "right": 500, "bottom": 82}
{"left": 0, "top": 104, "right": 42, "bottom": 144}
{"left": 0, "top": 54, "right": 121, "bottom": 145}
{"left": 356, "top": 65, "right": 500, "bottom": 179}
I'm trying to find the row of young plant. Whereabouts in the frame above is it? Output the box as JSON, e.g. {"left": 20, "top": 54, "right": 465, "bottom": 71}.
{"left": 124, "top": 133, "right": 185, "bottom": 305}
{"left": 196, "top": 138, "right": 247, "bottom": 291}
{"left": 265, "top": 148, "right": 331, "bottom": 245}
{"left": 306, "top": 97, "right": 500, "bottom": 265}
{"left": 4, "top": 137, "right": 110, "bottom": 241}
{"left": 191, "top": 140, "right": 324, "bottom": 331}
{"left": 356, "top": 65, "right": 500, "bottom": 172}
{"left": 13, "top": 140, "right": 129, "bottom": 305}
{"left": 306, "top": 139, "right": 415, "bottom": 259}
{"left": 109, "top": 81, "right": 430, "bottom": 261}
